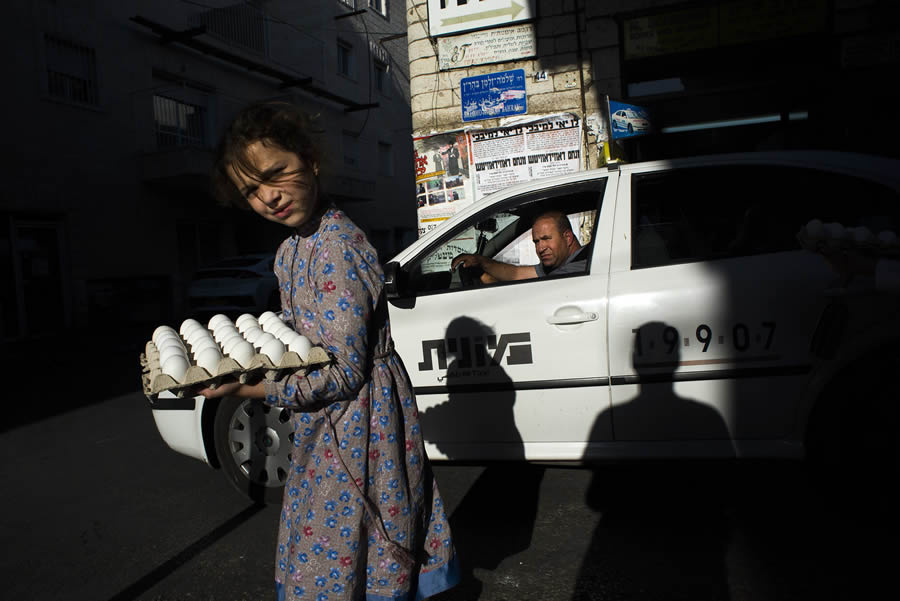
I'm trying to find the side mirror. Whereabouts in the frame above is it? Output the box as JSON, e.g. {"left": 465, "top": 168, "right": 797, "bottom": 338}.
{"left": 383, "top": 261, "right": 406, "bottom": 299}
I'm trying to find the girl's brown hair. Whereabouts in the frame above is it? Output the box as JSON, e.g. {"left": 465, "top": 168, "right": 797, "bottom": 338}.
{"left": 212, "top": 102, "right": 321, "bottom": 209}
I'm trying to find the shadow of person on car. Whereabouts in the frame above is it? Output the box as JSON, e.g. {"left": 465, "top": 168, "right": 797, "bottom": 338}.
{"left": 572, "top": 321, "right": 735, "bottom": 601}
{"left": 419, "top": 316, "right": 545, "bottom": 600}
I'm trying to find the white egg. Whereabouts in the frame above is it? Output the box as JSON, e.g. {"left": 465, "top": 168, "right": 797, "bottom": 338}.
{"left": 279, "top": 330, "right": 302, "bottom": 345}
{"left": 228, "top": 340, "right": 256, "bottom": 368}
{"left": 153, "top": 328, "right": 180, "bottom": 346}
{"left": 186, "top": 327, "right": 213, "bottom": 346}
{"left": 179, "top": 318, "right": 202, "bottom": 336}
{"left": 190, "top": 337, "right": 219, "bottom": 357}
{"left": 805, "top": 219, "right": 824, "bottom": 239}
{"left": 243, "top": 326, "right": 263, "bottom": 344}
{"left": 235, "top": 313, "right": 257, "bottom": 329}
{"left": 254, "top": 332, "right": 276, "bottom": 350}
{"left": 270, "top": 323, "right": 293, "bottom": 337}
{"left": 162, "top": 354, "right": 190, "bottom": 382}
{"left": 260, "top": 338, "right": 286, "bottom": 363}
{"left": 261, "top": 317, "right": 285, "bottom": 334}
{"left": 289, "top": 335, "right": 312, "bottom": 361}
{"left": 850, "top": 226, "right": 873, "bottom": 244}
{"left": 222, "top": 333, "right": 246, "bottom": 354}
{"left": 157, "top": 336, "right": 185, "bottom": 354}
{"left": 214, "top": 325, "right": 240, "bottom": 343}
{"left": 207, "top": 314, "right": 231, "bottom": 330}
{"left": 237, "top": 318, "right": 260, "bottom": 334}
{"left": 196, "top": 347, "right": 223, "bottom": 375}
{"left": 218, "top": 329, "right": 243, "bottom": 348}
{"left": 159, "top": 343, "right": 188, "bottom": 364}
{"left": 878, "top": 230, "right": 898, "bottom": 246}
{"left": 258, "top": 311, "right": 278, "bottom": 326}
{"left": 152, "top": 325, "right": 178, "bottom": 344}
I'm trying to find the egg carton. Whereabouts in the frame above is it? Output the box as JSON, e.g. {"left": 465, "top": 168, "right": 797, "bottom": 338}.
{"left": 140, "top": 342, "right": 330, "bottom": 399}
{"left": 797, "top": 220, "right": 899, "bottom": 255}
{"left": 139, "top": 311, "right": 331, "bottom": 400}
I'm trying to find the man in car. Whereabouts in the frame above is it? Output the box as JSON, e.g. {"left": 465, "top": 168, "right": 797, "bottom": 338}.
{"left": 451, "top": 210, "right": 588, "bottom": 283}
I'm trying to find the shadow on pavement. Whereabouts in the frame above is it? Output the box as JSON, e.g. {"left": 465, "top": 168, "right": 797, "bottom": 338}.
{"left": 105, "top": 503, "right": 266, "bottom": 601}
{"left": 2, "top": 325, "right": 149, "bottom": 432}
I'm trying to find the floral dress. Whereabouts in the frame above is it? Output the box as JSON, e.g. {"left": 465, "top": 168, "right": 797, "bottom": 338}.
{"left": 264, "top": 206, "right": 459, "bottom": 601}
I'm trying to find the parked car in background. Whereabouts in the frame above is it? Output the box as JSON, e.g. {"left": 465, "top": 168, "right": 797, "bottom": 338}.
{"left": 187, "top": 254, "right": 278, "bottom": 322}
{"left": 149, "top": 151, "right": 900, "bottom": 504}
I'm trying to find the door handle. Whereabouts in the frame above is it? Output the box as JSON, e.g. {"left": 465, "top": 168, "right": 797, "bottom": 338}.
{"left": 547, "top": 311, "right": 599, "bottom": 325}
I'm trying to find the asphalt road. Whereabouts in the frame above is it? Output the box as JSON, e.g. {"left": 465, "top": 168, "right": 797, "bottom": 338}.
{"left": 0, "top": 390, "right": 894, "bottom": 601}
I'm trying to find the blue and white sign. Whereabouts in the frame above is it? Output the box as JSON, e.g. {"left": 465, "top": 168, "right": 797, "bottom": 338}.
{"left": 609, "top": 99, "right": 652, "bottom": 140}
{"left": 461, "top": 69, "right": 527, "bottom": 122}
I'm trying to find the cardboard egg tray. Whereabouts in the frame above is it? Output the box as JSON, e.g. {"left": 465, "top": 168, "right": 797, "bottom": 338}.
{"left": 140, "top": 334, "right": 331, "bottom": 400}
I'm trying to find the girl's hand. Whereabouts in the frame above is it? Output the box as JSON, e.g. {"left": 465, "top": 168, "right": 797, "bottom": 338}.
{"left": 197, "top": 381, "right": 266, "bottom": 399}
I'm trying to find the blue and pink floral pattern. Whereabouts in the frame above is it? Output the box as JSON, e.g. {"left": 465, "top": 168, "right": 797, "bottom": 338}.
{"left": 264, "top": 207, "right": 458, "bottom": 601}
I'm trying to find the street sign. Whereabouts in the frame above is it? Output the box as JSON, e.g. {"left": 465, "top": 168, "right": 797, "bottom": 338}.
{"left": 460, "top": 69, "right": 527, "bottom": 122}
{"left": 427, "top": 0, "right": 536, "bottom": 37}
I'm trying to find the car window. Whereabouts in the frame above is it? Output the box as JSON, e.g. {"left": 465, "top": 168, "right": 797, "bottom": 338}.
{"left": 631, "top": 165, "right": 899, "bottom": 269}
{"left": 403, "top": 181, "right": 607, "bottom": 296}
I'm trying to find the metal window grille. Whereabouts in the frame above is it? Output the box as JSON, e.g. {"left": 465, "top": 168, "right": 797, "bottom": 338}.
{"left": 374, "top": 59, "right": 388, "bottom": 93}
{"left": 338, "top": 40, "right": 353, "bottom": 76}
{"left": 153, "top": 95, "right": 207, "bottom": 148}
{"left": 44, "top": 34, "right": 99, "bottom": 105}
{"left": 188, "top": 2, "right": 268, "bottom": 55}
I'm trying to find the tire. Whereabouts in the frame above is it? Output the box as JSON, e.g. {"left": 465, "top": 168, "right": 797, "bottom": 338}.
{"left": 213, "top": 396, "right": 292, "bottom": 504}
{"left": 627, "top": 123, "right": 633, "bottom": 134}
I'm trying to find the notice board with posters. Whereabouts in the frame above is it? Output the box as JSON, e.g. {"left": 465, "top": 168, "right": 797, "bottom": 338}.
{"left": 469, "top": 113, "right": 583, "bottom": 201}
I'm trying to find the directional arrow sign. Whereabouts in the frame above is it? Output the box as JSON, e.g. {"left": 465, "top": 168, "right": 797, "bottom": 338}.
{"left": 428, "top": 0, "right": 534, "bottom": 37}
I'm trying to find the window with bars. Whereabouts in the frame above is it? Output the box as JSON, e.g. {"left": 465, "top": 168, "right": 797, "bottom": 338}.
{"left": 44, "top": 34, "right": 99, "bottom": 106}
{"left": 337, "top": 39, "right": 354, "bottom": 77}
{"left": 153, "top": 94, "right": 207, "bottom": 148}
{"left": 368, "top": 0, "right": 388, "bottom": 19}
{"left": 373, "top": 59, "right": 389, "bottom": 95}
{"left": 187, "top": 2, "right": 268, "bottom": 55}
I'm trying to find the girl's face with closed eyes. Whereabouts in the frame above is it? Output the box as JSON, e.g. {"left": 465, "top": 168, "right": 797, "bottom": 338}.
{"left": 228, "top": 141, "right": 319, "bottom": 229}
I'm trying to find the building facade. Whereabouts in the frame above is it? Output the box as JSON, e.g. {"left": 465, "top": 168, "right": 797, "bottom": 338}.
{"left": 1, "top": 0, "right": 415, "bottom": 342}
{"left": 406, "top": 0, "right": 899, "bottom": 167}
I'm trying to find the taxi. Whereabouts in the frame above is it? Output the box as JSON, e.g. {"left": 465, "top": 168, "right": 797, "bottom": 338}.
{"left": 149, "top": 151, "right": 900, "bottom": 502}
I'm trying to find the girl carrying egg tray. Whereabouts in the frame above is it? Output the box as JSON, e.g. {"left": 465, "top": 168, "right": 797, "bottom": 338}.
{"left": 202, "top": 102, "right": 460, "bottom": 601}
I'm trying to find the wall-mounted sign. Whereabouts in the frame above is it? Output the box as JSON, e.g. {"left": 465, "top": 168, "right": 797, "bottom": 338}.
{"left": 461, "top": 68, "right": 527, "bottom": 122}
{"left": 608, "top": 100, "right": 652, "bottom": 140}
{"left": 427, "top": 0, "right": 536, "bottom": 38}
{"left": 437, "top": 23, "right": 536, "bottom": 70}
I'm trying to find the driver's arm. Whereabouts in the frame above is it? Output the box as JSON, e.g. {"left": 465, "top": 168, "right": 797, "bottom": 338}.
{"left": 451, "top": 253, "right": 537, "bottom": 282}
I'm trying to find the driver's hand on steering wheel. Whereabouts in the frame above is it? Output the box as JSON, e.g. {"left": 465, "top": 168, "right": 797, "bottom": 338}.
{"left": 451, "top": 253, "right": 482, "bottom": 271}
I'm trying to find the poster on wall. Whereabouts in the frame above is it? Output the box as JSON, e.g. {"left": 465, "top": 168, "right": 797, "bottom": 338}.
{"left": 608, "top": 100, "right": 652, "bottom": 140}
{"left": 460, "top": 69, "right": 527, "bottom": 122}
{"left": 412, "top": 130, "right": 473, "bottom": 238}
{"left": 437, "top": 23, "right": 537, "bottom": 70}
{"left": 469, "top": 113, "right": 583, "bottom": 201}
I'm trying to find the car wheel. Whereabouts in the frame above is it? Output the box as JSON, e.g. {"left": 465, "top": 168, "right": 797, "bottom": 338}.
{"left": 627, "top": 123, "right": 633, "bottom": 134}
{"left": 213, "top": 396, "right": 292, "bottom": 504}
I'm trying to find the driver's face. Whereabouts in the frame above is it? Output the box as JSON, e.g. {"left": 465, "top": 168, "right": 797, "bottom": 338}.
{"left": 532, "top": 217, "right": 571, "bottom": 269}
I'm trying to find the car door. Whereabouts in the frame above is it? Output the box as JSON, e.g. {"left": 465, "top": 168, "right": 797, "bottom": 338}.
{"left": 388, "top": 175, "right": 617, "bottom": 461}
{"left": 605, "top": 159, "right": 900, "bottom": 457}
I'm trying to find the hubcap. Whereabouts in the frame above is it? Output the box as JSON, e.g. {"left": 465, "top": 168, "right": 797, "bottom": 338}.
{"left": 227, "top": 400, "right": 292, "bottom": 488}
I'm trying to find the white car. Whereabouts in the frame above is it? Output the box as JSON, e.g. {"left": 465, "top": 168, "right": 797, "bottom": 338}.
{"left": 187, "top": 254, "right": 279, "bottom": 323}
{"left": 149, "top": 151, "right": 900, "bottom": 503}
{"left": 612, "top": 108, "right": 650, "bottom": 134}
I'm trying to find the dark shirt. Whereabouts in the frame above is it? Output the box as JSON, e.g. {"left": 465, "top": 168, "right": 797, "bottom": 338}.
{"left": 534, "top": 246, "right": 589, "bottom": 277}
